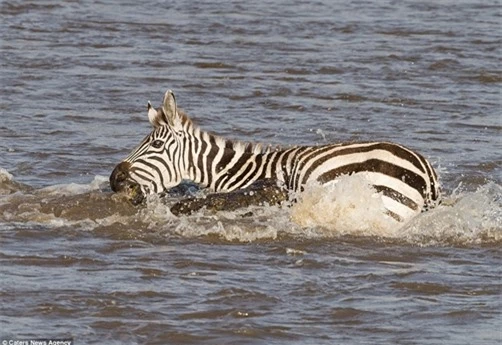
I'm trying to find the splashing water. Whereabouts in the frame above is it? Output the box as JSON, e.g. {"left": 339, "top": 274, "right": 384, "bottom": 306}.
{"left": 290, "top": 174, "right": 501, "bottom": 245}
{"left": 401, "top": 182, "right": 502, "bottom": 246}
{"left": 0, "top": 168, "right": 500, "bottom": 246}
{"left": 290, "top": 174, "right": 401, "bottom": 237}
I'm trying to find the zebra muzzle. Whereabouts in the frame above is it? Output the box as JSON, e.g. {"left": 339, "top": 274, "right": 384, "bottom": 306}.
{"left": 110, "top": 161, "right": 145, "bottom": 205}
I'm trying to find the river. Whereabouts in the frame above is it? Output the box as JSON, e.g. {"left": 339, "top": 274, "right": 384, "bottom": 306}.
{"left": 1, "top": 0, "right": 501, "bottom": 344}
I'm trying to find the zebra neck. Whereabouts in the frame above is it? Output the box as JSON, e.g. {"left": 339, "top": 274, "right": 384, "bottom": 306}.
{"left": 183, "top": 129, "right": 285, "bottom": 191}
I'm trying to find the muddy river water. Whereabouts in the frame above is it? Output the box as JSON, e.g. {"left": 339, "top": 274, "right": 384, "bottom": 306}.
{"left": 1, "top": 0, "right": 501, "bottom": 344}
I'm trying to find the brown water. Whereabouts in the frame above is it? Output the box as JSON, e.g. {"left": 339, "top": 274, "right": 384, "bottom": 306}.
{"left": 1, "top": 0, "right": 501, "bottom": 344}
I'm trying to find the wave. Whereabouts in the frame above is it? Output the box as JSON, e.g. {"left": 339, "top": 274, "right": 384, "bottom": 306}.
{"left": 0, "top": 168, "right": 500, "bottom": 246}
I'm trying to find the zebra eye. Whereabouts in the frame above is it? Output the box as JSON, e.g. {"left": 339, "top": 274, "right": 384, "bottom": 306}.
{"left": 151, "top": 139, "right": 164, "bottom": 149}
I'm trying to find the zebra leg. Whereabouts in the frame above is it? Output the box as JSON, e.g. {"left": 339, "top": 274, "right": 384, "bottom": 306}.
{"left": 170, "top": 179, "right": 288, "bottom": 216}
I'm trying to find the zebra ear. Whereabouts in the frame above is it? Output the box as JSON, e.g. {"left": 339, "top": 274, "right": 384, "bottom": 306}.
{"left": 146, "top": 91, "right": 180, "bottom": 128}
{"left": 147, "top": 101, "right": 168, "bottom": 128}
{"left": 147, "top": 101, "right": 158, "bottom": 126}
{"left": 162, "top": 89, "right": 181, "bottom": 128}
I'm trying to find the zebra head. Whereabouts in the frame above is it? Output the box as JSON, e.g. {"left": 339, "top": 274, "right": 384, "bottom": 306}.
{"left": 110, "top": 90, "right": 185, "bottom": 204}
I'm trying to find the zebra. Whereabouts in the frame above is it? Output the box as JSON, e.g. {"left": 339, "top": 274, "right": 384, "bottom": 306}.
{"left": 110, "top": 89, "right": 441, "bottom": 222}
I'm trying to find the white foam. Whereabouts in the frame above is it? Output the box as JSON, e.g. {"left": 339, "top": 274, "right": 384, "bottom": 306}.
{"left": 288, "top": 176, "right": 501, "bottom": 245}
{"left": 401, "top": 182, "right": 502, "bottom": 245}
{"left": 39, "top": 175, "right": 109, "bottom": 195}
{"left": 0, "top": 168, "right": 13, "bottom": 182}
{"left": 137, "top": 194, "right": 179, "bottom": 229}
{"left": 174, "top": 218, "right": 279, "bottom": 242}
{"left": 290, "top": 174, "right": 401, "bottom": 237}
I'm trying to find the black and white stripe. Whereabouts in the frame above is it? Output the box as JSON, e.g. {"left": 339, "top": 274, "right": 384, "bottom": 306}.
{"left": 110, "top": 90, "right": 441, "bottom": 221}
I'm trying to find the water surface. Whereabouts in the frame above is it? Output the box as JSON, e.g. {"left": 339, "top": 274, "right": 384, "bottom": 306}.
{"left": 1, "top": 0, "right": 501, "bottom": 344}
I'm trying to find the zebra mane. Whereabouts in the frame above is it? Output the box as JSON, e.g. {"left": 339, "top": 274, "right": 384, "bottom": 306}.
{"left": 176, "top": 108, "right": 195, "bottom": 127}
{"left": 177, "top": 108, "right": 276, "bottom": 155}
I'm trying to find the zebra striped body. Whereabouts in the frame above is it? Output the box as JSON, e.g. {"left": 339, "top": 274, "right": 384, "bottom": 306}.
{"left": 110, "top": 90, "right": 441, "bottom": 221}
